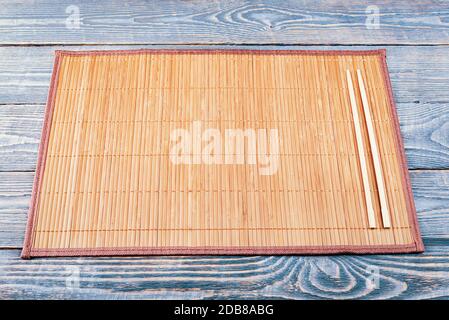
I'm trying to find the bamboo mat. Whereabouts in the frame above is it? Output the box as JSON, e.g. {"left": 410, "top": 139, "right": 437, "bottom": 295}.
{"left": 22, "top": 49, "right": 424, "bottom": 258}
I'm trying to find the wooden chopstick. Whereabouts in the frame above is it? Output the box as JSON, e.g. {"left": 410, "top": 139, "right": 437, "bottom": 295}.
{"left": 346, "top": 70, "right": 376, "bottom": 229}
{"left": 357, "top": 69, "right": 391, "bottom": 228}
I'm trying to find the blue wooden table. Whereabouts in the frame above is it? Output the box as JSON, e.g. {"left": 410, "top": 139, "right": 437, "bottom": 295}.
{"left": 0, "top": 0, "right": 448, "bottom": 299}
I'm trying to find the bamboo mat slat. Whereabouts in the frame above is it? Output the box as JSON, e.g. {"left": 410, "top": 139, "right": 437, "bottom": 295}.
{"left": 21, "top": 49, "right": 424, "bottom": 258}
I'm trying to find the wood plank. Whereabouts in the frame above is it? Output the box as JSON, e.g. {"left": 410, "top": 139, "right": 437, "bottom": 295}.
{"left": 399, "top": 102, "right": 449, "bottom": 170}
{"left": 2, "top": 45, "right": 449, "bottom": 105}
{"left": 411, "top": 171, "right": 449, "bottom": 241}
{"left": 0, "top": 105, "right": 43, "bottom": 172}
{"left": 0, "top": 170, "right": 447, "bottom": 299}
{"left": 0, "top": 242, "right": 448, "bottom": 299}
{"left": 1, "top": 171, "right": 448, "bottom": 249}
{"left": 0, "top": 0, "right": 447, "bottom": 301}
{"left": 2, "top": 98, "right": 448, "bottom": 172}
{"left": 1, "top": 0, "right": 448, "bottom": 45}
{"left": 0, "top": 172, "right": 31, "bottom": 248}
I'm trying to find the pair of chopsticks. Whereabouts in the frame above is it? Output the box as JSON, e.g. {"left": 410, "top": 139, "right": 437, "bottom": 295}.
{"left": 346, "top": 69, "right": 391, "bottom": 229}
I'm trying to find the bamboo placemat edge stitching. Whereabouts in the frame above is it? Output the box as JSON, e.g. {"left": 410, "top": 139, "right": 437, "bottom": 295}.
{"left": 29, "top": 243, "right": 421, "bottom": 257}
{"left": 54, "top": 48, "right": 387, "bottom": 57}
{"left": 21, "top": 49, "right": 424, "bottom": 259}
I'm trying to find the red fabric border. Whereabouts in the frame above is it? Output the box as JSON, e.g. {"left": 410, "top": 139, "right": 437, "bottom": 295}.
{"left": 21, "top": 48, "right": 424, "bottom": 259}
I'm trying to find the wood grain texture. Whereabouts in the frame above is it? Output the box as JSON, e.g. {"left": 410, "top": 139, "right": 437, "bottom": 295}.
{"left": 399, "top": 102, "right": 449, "bottom": 170}
{"left": 0, "top": 0, "right": 447, "bottom": 300}
{"left": 1, "top": 171, "right": 447, "bottom": 249}
{"left": 1, "top": 0, "right": 448, "bottom": 45}
{"left": 0, "top": 105, "right": 44, "bottom": 172}
{"left": 1, "top": 99, "right": 448, "bottom": 173}
{"left": 1, "top": 46, "right": 449, "bottom": 171}
{"left": 0, "top": 243, "right": 448, "bottom": 299}
{"left": 2, "top": 45, "right": 449, "bottom": 105}
{"left": 0, "top": 172, "right": 31, "bottom": 248}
